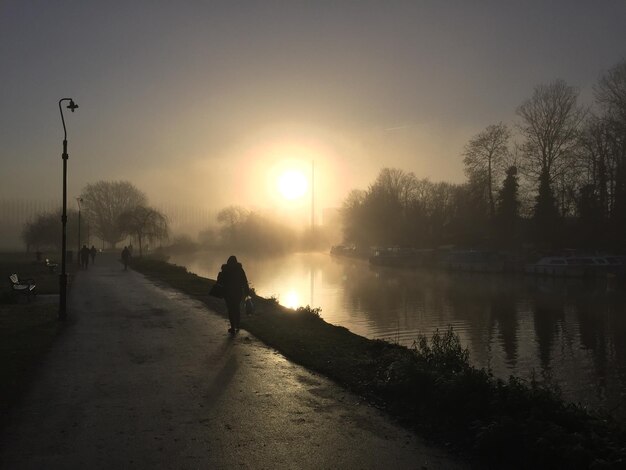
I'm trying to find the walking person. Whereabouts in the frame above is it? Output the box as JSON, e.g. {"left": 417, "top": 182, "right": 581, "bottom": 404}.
{"left": 80, "top": 244, "right": 90, "bottom": 269}
{"left": 90, "top": 245, "right": 97, "bottom": 265}
{"left": 121, "top": 246, "right": 131, "bottom": 271}
{"left": 216, "top": 255, "right": 250, "bottom": 335}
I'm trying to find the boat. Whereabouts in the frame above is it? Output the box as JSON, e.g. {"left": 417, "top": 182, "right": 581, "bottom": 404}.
{"left": 330, "top": 245, "right": 369, "bottom": 259}
{"left": 369, "top": 247, "right": 436, "bottom": 268}
{"left": 439, "top": 250, "right": 505, "bottom": 273}
{"left": 524, "top": 256, "right": 613, "bottom": 278}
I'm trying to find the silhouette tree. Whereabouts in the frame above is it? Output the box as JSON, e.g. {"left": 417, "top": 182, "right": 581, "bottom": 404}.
{"left": 81, "top": 181, "right": 147, "bottom": 248}
{"left": 118, "top": 205, "right": 168, "bottom": 257}
{"left": 495, "top": 166, "right": 520, "bottom": 248}
{"left": 595, "top": 59, "right": 626, "bottom": 125}
{"left": 21, "top": 209, "right": 81, "bottom": 252}
{"left": 594, "top": 60, "right": 626, "bottom": 246}
{"left": 517, "top": 80, "right": 586, "bottom": 220}
{"left": 341, "top": 189, "right": 367, "bottom": 247}
{"left": 533, "top": 169, "right": 561, "bottom": 248}
{"left": 576, "top": 184, "right": 601, "bottom": 248}
{"left": 578, "top": 117, "right": 612, "bottom": 224}
{"left": 463, "top": 123, "right": 510, "bottom": 219}
{"left": 216, "top": 205, "right": 250, "bottom": 244}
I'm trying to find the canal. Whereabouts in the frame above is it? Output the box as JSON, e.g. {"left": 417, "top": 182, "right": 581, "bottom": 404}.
{"left": 171, "top": 250, "right": 626, "bottom": 417}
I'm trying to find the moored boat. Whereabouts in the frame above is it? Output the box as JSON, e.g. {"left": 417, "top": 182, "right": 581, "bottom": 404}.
{"left": 524, "top": 256, "right": 615, "bottom": 278}
{"left": 440, "top": 250, "right": 505, "bottom": 273}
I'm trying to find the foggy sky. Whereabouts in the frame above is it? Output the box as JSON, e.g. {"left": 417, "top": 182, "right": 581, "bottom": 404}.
{"left": 1, "top": 1, "right": 625, "bottom": 225}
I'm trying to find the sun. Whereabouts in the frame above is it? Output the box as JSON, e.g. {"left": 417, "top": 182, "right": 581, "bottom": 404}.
{"left": 277, "top": 170, "right": 308, "bottom": 200}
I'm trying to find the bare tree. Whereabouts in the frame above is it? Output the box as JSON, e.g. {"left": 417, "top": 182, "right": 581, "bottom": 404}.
{"left": 517, "top": 80, "right": 586, "bottom": 186}
{"left": 594, "top": 60, "right": 626, "bottom": 243}
{"left": 341, "top": 189, "right": 366, "bottom": 245}
{"left": 462, "top": 123, "right": 511, "bottom": 218}
{"left": 20, "top": 209, "right": 81, "bottom": 252}
{"left": 80, "top": 181, "right": 147, "bottom": 248}
{"left": 118, "top": 205, "right": 168, "bottom": 257}
{"left": 595, "top": 59, "right": 626, "bottom": 124}
{"left": 216, "top": 205, "right": 250, "bottom": 243}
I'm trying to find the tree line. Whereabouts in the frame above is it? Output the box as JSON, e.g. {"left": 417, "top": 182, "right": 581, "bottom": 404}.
{"left": 342, "top": 60, "right": 626, "bottom": 252}
{"left": 21, "top": 181, "right": 168, "bottom": 257}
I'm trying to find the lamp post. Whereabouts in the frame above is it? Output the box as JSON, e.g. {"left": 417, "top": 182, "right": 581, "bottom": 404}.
{"left": 59, "top": 98, "right": 79, "bottom": 321}
{"left": 76, "top": 197, "right": 83, "bottom": 266}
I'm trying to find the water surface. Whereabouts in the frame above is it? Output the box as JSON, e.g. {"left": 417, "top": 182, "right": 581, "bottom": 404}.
{"left": 172, "top": 250, "right": 626, "bottom": 416}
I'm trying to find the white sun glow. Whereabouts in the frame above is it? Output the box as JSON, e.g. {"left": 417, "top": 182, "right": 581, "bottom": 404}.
{"left": 277, "top": 170, "right": 308, "bottom": 200}
{"left": 283, "top": 290, "right": 301, "bottom": 309}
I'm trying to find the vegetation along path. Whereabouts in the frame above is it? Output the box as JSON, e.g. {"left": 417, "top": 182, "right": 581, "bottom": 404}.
{"left": 0, "top": 253, "right": 463, "bottom": 469}
{"left": 129, "top": 256, "right": 626, "bottom": 469}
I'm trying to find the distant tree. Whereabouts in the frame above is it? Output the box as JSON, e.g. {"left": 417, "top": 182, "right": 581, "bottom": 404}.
{"left": 576, "top": 184, "right": 602, "bottom": 248}
{"left": 533, "top": 169, "right": 561, "bottom": 248}
{"left": 595, "top": 59, "right": 626, "bottom": 125}
{"left": 594, "top": 60, "right": 626, "bottom": 245}
{"left": 517, "top": 80, "right": 586, "bottom": 223}
{"left": 341, "top": 170, "right": 466, "bottom": 248}
{"left": 216, "top": 205, "right": 250, "bottom": 244}
{"left": 341, "top": 189, "right": 367, "bottom": 246}
{"left": 364, "top": 168, "right": 422, "bottom": 246}
{"left": 462, "top": 123, "right": 511, "bottom": 218}
{"left": 425, "top": 181, "right": 458, "bottom": 246}
{"left": 80, "top": 181, "right": 147, "bottom": 248}
{"left": 495, "top": 166, "right": 520, "bottom": 247}
{"left": 578, "top": 117, "right": 612, "bottom": 220}
{"left": 20, "top": 209, "right": 80, "bottom": 252}
{"left": 118, "top": 205, "right": 168, "bottom": 257}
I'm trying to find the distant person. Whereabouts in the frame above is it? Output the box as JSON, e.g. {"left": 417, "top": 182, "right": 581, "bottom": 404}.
{"left": 80, "top": 244, "right": 90, "bottom": 269}
{"left": 90, "top": 245, "right": 97, "bottom": 264}
{"left": 216, "top": 255, "right": 250, "bottom": 334}
{"left": 121, "top": 246, "right": 131, "bottom": 271}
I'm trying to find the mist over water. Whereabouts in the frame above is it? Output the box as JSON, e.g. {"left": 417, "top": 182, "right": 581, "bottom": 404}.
{"left": 173, "top": 250, "right": 626, "bottom": 418}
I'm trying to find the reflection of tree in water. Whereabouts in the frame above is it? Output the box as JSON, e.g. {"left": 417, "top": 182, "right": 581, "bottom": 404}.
{"left": 610, "top": 292, "right": 626, "bottom": 370}
{"left": 343, "top": 266, "right": 525, "bottom": 371}
{"left": 529, "top": 278, "right": 566, "bottom": 371}
{"left": 573, "top": 282, "right": 609, "bottom": 394}
{"left": 342, "top": 266, "right": 424, "bottom": 323}
{"left": 573, "top": 284, "right": 626, "bottom": 410}
{"left": 491, "top": 290, "right": 519, "bottom": 367}
{"left": 444, "top": 274, "right": 522, "bottom": 369}
{"left": 444, "top": 274, "right": 498, "bottom": 366}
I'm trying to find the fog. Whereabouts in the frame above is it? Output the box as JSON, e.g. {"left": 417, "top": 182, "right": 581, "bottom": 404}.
{"left": 1, "top": 2, "right": 626, "bottom": 247}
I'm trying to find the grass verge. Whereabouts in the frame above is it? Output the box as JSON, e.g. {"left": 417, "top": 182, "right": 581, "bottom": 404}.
{"left": 0, "top": 302, "right": 61, "bottom": 428}
{"left": 0, "top": 252, "right": 73, "bottom": 430}
{"left": 131, "top": 256, "right": 626, "bottom": 469}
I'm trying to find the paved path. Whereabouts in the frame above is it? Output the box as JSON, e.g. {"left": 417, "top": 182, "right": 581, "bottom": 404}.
{"left": 1, "top": 254, "right": 465, "bottom": 469}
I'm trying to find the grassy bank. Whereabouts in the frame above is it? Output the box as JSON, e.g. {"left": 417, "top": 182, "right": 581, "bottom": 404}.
{"left": 131, "top": 257, "right": 626, "bottom": 469}
{"left": 0, "top": 252, "right": 72, "bottom": 428}
{"left": 0, "top": 302, "right": 60, "bottom": 425}
{"left": 0, "top": 251, "right": 66, "bottom": 300}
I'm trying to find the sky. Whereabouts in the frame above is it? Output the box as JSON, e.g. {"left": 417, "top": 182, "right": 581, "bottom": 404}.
{"left": 1, "top": 1, "right": 625, "bottom": 229}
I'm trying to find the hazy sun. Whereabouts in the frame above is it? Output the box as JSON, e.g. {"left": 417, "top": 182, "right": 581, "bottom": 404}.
{"left": 277, "top": 170, "right": 308, "bottom": 200}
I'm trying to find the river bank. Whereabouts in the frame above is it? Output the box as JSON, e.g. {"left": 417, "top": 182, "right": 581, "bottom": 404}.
{"left": 131, "top": 256, "right": 626, "bottom": 469}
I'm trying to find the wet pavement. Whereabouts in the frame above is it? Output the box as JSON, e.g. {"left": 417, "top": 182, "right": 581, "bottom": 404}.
{"left": 0, "top": 253, "right": 465, "bottom": 469}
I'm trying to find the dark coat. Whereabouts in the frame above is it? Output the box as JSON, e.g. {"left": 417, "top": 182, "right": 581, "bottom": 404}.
{"left": 217, "top": 261, "right": 249, "bottom": 302}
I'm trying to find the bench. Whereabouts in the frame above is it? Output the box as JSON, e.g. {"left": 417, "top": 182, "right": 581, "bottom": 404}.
{"left": 9, "top": 274, "right": 37, "bottom": 301}
{"left": 45, "top": 258, "right": 58, "bottom": 273}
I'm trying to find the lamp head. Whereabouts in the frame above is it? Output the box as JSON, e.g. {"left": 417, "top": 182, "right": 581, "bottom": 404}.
{"left": 67, "top": 100, "right": 79, "bottom": 112}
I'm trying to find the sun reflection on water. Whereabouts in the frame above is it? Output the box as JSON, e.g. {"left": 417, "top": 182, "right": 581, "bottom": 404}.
{"left": 282, "top": 290, "right": 301, "bottom": 309}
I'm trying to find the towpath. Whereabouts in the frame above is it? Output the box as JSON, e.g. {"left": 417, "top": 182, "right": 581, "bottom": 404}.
{"left": 0, "top": 253, "right": 465, "bottom": 469}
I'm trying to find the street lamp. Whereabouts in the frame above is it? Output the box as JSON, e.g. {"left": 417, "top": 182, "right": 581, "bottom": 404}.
{"left": 59, "top": 98, "right": 79, "bottom": 321}
{"left": 76, "top": 197, "right": 83, "bottom": 266}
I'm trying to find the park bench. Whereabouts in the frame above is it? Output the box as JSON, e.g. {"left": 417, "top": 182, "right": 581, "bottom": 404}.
{"left": 45, "top": 258, "right": 58, "bottom": 273}
{"left": 9, "top": 274, "right": 37, "bottom": 301}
